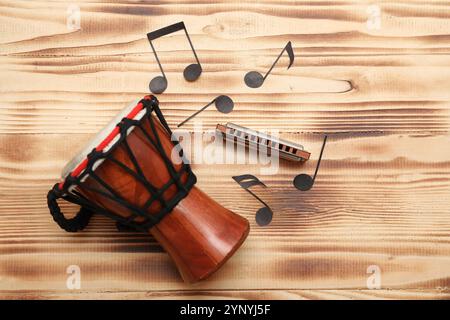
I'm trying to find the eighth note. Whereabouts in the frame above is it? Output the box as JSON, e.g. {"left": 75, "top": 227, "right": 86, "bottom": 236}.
{"left": 244, "top": 41, "right": 295, "bottom": 88}
{"left": 177, "top": 95, "right": 234, "bottom": 127}
{"left": 232, "top": 174, "right": 273, "bottom": 226}
{"left": 293, "top": 135, "right": 328, "bottom": 191}
{"left": 147, "top": 21, "right": 202, "bottom": 94}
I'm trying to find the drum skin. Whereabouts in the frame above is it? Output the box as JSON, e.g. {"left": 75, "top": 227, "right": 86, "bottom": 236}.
{"left": 76, "top": 113, "right": 250, "bottom": 282}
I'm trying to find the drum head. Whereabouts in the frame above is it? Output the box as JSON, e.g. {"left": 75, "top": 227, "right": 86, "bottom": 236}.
{"left": 61, "top": 99, "right": 143, "bottom": 181}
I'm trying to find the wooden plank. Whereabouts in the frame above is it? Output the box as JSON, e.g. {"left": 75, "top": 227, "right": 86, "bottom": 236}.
{"left": 0, "top": 133, "right": 449, "bottom": 294}
{"left": 2, "top": 56, "right": 450, "bottom": 133}
{"left": 1, "top": 0, "right": 450, "bottom": 299}
{"left": 2, "top": 1, "right": 450, "bottom": 134}
{"left": 2, "top": 1, "right": 450, "bottom": 56}
{"left": 1, "top": 289, "right": 450, "bottom": 300}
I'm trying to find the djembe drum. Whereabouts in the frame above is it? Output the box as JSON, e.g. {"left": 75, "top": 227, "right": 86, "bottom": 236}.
{"left": 47, "top": 95, "right": 249, "bottom": 283}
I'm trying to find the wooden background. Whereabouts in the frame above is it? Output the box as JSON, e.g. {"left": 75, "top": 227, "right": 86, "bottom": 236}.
{"left": 1, "top": 0, "right": 450, "bottom": 299}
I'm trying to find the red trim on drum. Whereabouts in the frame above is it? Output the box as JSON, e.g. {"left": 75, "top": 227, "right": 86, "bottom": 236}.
{"left": 58, "top": 97, "right": 153, "bottom": 190}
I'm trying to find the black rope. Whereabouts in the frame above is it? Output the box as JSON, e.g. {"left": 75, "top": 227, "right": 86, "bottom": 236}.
{"left": 47, "top": 184, "right": 94, "bottom": 232}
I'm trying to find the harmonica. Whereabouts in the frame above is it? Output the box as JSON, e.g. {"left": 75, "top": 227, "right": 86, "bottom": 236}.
{"left": 216, "top": 123, "right": 310, "bottom": 162}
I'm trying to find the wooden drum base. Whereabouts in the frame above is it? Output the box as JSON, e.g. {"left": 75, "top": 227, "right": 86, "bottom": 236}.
{"left": 150, "top": 187, "right": 250, "bottom": 283}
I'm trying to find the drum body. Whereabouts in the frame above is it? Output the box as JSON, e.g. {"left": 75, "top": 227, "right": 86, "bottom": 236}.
{"left": 49, "top": 96, "right": 249, "bottom": 282}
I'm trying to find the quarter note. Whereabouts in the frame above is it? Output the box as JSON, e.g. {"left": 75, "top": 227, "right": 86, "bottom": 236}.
{"left": 293, "top": 135, "right": 328, "bottom": 191}
{"left": 232, "top": 174, "right": 273, "bottom": 226}
{"left": 147, "top": 22, "right": 202, "bottom": 94}
{"left": 177, "top": 95, "right": 234, "bottom": 127}
{"left": 244, "top": 41, "right": 295, "bottom": 88}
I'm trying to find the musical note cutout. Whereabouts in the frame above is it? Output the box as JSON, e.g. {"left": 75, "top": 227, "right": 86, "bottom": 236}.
{"left": 244, "top": 41, "right": 295, "bottom": 89}
{"left": 147, "top": 22, "right": 202, "bottom": 94}
{"left": 232, "top": 174, "right": 273, "bottom": 226}
{"left": 293, "top": 135, "right": 328, "bottom": 191}
{"left": 177, "top": 95, "right": 234, "bottom": 127}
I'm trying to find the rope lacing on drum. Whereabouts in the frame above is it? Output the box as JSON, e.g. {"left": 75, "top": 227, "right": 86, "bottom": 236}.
{"left": 47, "top": 184, "right": 94, "bottom": 232}
{"left": 46, "top": 95, "right": 196, "bottom": 233}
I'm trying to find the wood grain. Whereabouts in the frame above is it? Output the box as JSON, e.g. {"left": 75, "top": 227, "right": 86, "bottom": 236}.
{"left": 2, "top": 1, "right": 450, "bottom": 133}
{"left": 1, "top": 133, "right": 450, "bottom": 296}
{"left": 2, "top": 289, "right": 450, "bottom": 300}
{"left": 1, "top": 0, "right": 450, "bottom": 299}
